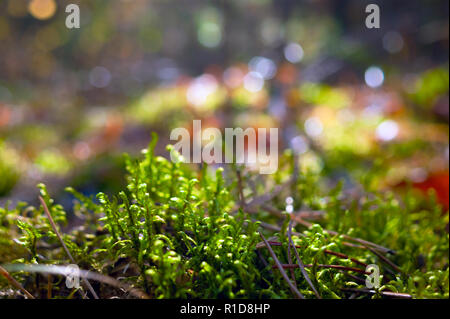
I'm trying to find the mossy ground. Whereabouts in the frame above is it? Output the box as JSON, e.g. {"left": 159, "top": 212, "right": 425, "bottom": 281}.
{"left": 0, "top": 135, "right": 448, "bottom": 299}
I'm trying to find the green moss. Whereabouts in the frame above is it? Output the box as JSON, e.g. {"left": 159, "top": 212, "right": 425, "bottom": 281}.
{"left": 0, "top": 142, "right": 21, "bottom": 196}
{"left": 0, "top": 135, "right": 448, "bottom": 299}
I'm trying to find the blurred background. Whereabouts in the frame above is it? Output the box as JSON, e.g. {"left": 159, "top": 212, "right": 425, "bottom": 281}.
{"left": 0, "top": 0, "right": 448, "bottom": 210}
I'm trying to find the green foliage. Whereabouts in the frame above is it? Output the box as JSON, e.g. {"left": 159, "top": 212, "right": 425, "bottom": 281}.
{"left": 409, "top": 67, "right": 449, "bottom": 109}
{"left": 0, "top": 135, "right": 448, "bottom": 299}
{"left": 0, "top": 141, "right": 20, "bottom": 196}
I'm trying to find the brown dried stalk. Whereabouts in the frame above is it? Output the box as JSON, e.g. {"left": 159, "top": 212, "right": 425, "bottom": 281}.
{"left": 288, "top": 220, "right": 321, "bottom": 298}
{"left": 39, "top": 196, "right": 99, "bottom": 299}
{"left": 259, "top": 231, "right": 304, "bottom": 299}
{"left": 0, "top": 265, "right": 35, "bottom": 299}
{"left": 365, "top": 245, "right": 402, "bottom": 274}
{"left": 286, "top": 221, "right": 297, "bottom": 287}
{"left": 274, "top": 264, "right": 370, "bottom": 276}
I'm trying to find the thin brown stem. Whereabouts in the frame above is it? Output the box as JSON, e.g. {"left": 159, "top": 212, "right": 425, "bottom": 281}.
{"left": 339, "top": 271, "right": 366, "bottom": 284}
{"left": 259, "top": 231, "right": 304, "bottom": 299}
{"left": 288, "top": 220, "right": 321, "bottom": 298}
{"left": 0, "top": 265, "right": 35, "bottom": 299}
{"left": 365, "top": 245, "right": 402, "bottom": 274}
{"left": 39, "top": 196, "right": 99, "bottom": 299}
{"left": 274, "top": 263, "right": 370, "bottom": 275}
{"left": 286, "top": 221, "right": 297, "bottom": 287}
{"left": 47, "top": 275, "right": 52, "bottom": 299}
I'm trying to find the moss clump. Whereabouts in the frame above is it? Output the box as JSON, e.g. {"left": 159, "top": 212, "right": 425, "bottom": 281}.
{"left": 0, "top": 135, "right": 448, "bottom": 299}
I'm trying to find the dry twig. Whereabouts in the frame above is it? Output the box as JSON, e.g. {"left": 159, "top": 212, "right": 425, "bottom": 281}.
{"left": 259, "top": 231, "right": 304, "bottom": 299}
{"left": 288, "top": 220, "right": 321, "bottom": 298}
{"left": 39, "top": 196, "right": 99, "bottom": 299}
{"left": 0, "top": 265, "right": 35, "bottom": 299}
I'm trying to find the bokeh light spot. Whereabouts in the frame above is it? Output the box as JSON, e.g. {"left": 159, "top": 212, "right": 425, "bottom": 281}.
{"left": 89, "top": 66, "right": 112, "bottom": 88}
{"left": 243, "top": 72, "right": 264, "bottom": 93}
{"left": 28, "top": 0, "right": 57, "bottom": 20}
{"left": 304, "top": 117, "right": 323, "bottom": 138}
{"left": 248, "top": 57, "right": 277, "bottom": 80}
{"left": 376, "top": 120, "right": 399, "bottom": 141}
{"left": 186, "top": 74, "right": 218, "bottom": 106}
{"left": 198, "top": 22, "right": 222, "bottom": 48}
{"left": 365, "top": 66, "right": 384, "bottom": 88}
{"left": 290, "top": 135, "right": 309, "bottom": 154}
{"left": 284, "top": 43, "right": 304, "bottom": 63}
